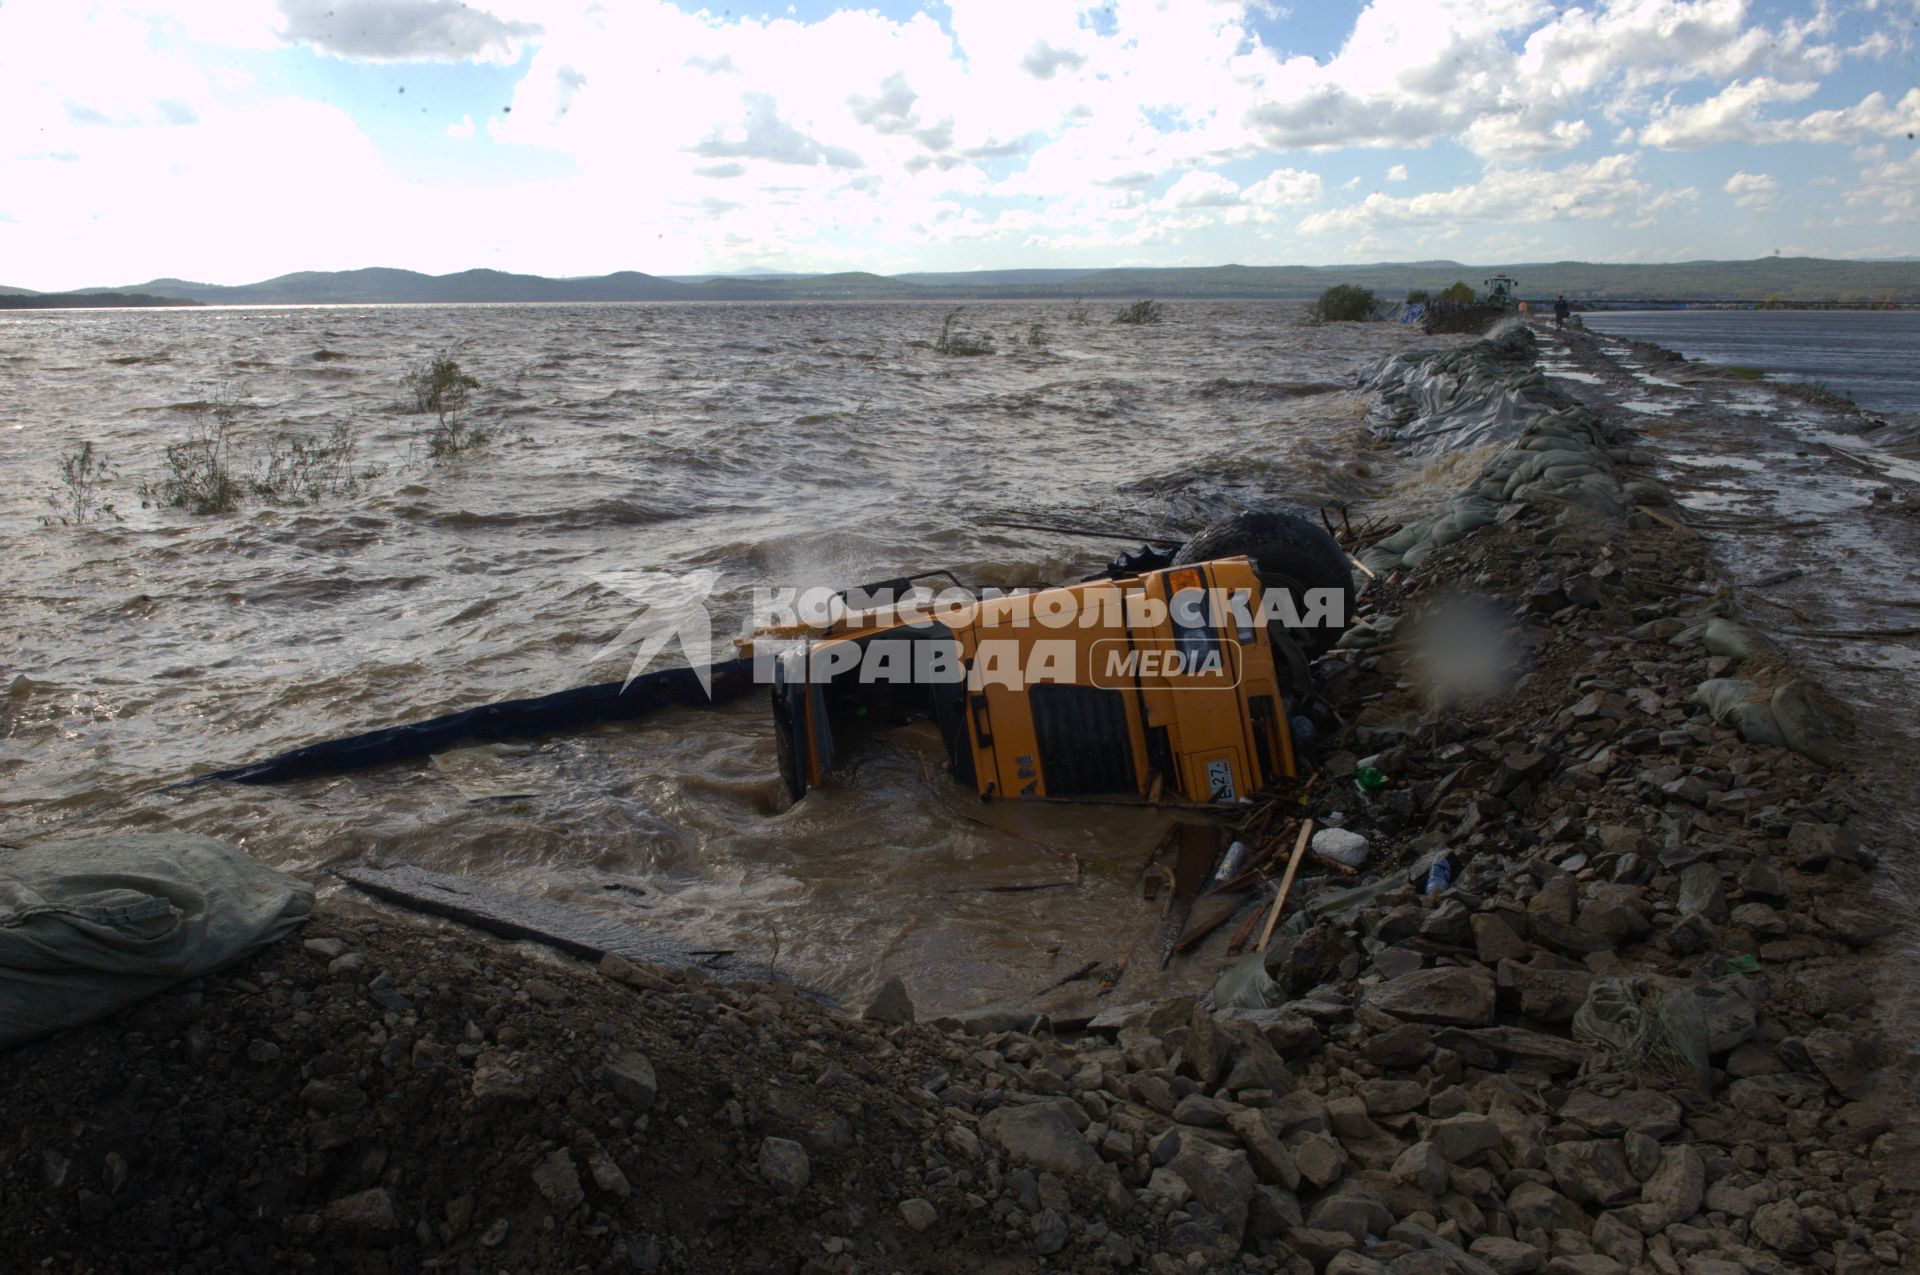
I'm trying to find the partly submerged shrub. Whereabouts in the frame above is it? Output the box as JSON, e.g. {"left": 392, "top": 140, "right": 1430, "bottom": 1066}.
{"left": 145, "top": 387, "right": 245, "bottom": 515}
{"left": 45, "top": 441, "right": 119, "bottom": 525}
{"left": 1436, "top": 281, "right": 1475, "bottom": 305}
{"left": 1312, "top": 285, "right": 1377, "bottom": 323}
{"left": 934, "top": 308, "right": 995, "bottom": 356}
{"left": 402, "top": 354, "right": 480, "bottom": 415}
{"left": 426, "top": 413, "right": 493, "bottom": 459}
{"left": 145, "top": 382, "right": 377, "bottom": 513}
{"left": 1113, "top": 299, "right": 1162, "bottom": 325}
{"left": 254, "top": 422, "right": 374, "bottom": 502}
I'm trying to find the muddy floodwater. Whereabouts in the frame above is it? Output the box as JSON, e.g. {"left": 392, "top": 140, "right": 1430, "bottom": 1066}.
{"left": 2, "top": 300, "right": 1459, "bottom": 1013}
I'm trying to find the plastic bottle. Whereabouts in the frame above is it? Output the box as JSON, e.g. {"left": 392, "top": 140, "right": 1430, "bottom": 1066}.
{"left": 1424, "top": 855, "right": 1453, "bottom": 895}
{"left": 1215, "top": 841, "right": 1250, "bottom": 882}
{"left": 1353, "top": 765, "right": 1386, "bottom": 800}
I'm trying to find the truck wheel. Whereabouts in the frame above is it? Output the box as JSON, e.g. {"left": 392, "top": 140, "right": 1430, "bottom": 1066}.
{"left": 1171, "top": 509, "right": 1354, "bottom": 656}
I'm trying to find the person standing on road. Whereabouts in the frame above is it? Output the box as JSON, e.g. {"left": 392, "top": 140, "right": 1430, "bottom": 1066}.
{"left": 1553, "top": 294, "right": 1570, "bottom": 329}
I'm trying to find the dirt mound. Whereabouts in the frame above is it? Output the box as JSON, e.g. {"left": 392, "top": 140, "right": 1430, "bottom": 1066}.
{"left": 2, "top": 915, "right": 1163, "bottom": 1273}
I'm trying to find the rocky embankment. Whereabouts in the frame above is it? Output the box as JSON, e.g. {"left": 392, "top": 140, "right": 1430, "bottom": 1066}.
{"left": 4, "top": 326, "right": 1915, "bottom": 1275}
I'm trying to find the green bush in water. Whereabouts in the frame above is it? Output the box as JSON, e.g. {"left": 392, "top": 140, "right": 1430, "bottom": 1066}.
{"left": 1313, "top": 285, "right": 1376, "bottom": 322}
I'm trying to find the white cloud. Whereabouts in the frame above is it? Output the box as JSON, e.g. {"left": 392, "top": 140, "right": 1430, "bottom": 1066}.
{"left": 1638, "top": 77, "right": 1820, "bottom": 148}
{"left": 1724, "top": 169, "right": 1779, "bottom": 210}
{"left": 1298, "top": 153, "right": 1650, "bottom": 236}
{"left": 276, "top": 0, "right": 539, "bottom": 63}
{"left": 1844, "top": 146, "right": 1920, "bottom": 223}
{"left": 1641, "top": 80, "right": 1920, "bottom": 149}
{"left": 1161, "top": 171, "right": 1243, "bottom": 209}
{"left": 3, "top": 0, "right": 1917, "bottom": 282}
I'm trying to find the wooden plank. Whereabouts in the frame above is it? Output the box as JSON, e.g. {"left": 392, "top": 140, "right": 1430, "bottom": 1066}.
{"left": 1173, "top": 890, "right": 1254, "bottom": 954}
{"left": 338, "top": 862, "right": 831, "bottom": 1002}
{"left": 1255, "top": 819, "right": 1315, "bottom": 954}
{"left": 1636, "top": 504, "right": 1700, "bottom": 537}
{"left": 1225, "top": 890, "right": 1271, "bottom": 956}
{"left": 1172, "top": 823, "right": 1220, "bottom": 899}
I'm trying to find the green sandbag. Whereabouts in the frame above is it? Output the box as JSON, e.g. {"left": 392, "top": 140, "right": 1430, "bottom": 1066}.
{"left": 1572, "top": 976, "right": 1713, "bottom": 1090}
{"left": 1629, "top": 618, "right": 1688, "bottom": 642}
{"left": 1212, "top": 949, "right": 1283, "bottom": 1011}
{"left": 1670, "top": 618, "right": 1768, "bottom": 660}
{"left": 1, "top": 833, "right": 313, "bottom": 1048}
{"left": 1770, "top": 678, "right": 1836, "bottom": 763}
{"left": 1690, "top": 678, "right": 1788, "bottom": 748}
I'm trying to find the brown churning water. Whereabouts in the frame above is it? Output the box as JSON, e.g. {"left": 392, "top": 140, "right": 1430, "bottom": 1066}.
{"left": 1, "top": 299, "right": 1455, "bottom": 1013}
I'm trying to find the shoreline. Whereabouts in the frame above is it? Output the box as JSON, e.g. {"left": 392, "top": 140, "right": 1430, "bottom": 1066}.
{"left": 5, "top": 321, "right": 1917, "bottom": 1273}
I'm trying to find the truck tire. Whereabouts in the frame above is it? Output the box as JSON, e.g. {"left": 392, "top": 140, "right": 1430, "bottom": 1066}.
{"left": 1172, "top": 509, "right": 1354, "bottom": 656}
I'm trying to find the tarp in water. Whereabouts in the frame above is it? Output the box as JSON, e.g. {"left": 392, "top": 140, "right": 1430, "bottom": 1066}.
{"left": 1, "top": 833, "right": 313, "bottom": 1048}
{"left": 187, "top": 657, "right": 758, "bottom": 786}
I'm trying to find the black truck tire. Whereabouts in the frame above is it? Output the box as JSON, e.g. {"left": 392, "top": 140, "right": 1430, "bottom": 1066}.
{"left": 1171, "top": 509, "right": 1355, "bottom": 656}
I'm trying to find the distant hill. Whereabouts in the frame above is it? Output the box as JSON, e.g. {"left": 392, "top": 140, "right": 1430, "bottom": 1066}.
{"left": 6, "top": 257, "right": 1916, "bottom": 306}
{"left": 0, "top": 290, "right": 199, "bottom": 310}
{"left": 89, "top": 267, "right": 699, "bottom": 305}
{"left": 893, "top": 268, "right": 1103, "bottom": 288}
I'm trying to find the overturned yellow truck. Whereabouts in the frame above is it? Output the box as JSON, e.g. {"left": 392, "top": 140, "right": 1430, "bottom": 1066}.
{"left": 750, "top": 511, "right": 1355, "bottom": 805}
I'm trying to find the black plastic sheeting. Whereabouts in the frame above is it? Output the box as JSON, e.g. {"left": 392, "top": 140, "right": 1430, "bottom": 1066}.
{"left": 183, "top": 658, "right": 759, "bottom": 786}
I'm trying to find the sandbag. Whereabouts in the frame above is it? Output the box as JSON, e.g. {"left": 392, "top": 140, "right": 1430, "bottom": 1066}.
{"left": 1212, "top": 949, "right": 1283, "bottom": 1011}
{"left": 1690, "top": 678, "right": 1789, "bottom": 748}
{"left": 1770, "top": 678, "right": 1837, "bottom": 763}
{"left": 1571, "top": 975, "right": 1713, "bottom": 1090}
{"left": 1, "top": 833, "right": 313, "bottom": 1048}
{"left": 1669, "top": 618, "right": 1768, "bottom": 661}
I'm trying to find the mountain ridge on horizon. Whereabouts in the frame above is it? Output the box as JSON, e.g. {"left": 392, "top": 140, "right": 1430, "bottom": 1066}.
{"left": 7, "top": 257, "right": 1919, "bottom": 306}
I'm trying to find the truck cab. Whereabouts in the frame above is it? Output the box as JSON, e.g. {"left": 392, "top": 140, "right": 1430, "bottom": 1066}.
{"left": 750, "top": 556, "right": 1303, "bottom": 805}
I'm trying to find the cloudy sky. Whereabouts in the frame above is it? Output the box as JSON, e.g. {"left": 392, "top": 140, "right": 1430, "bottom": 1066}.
{"left": 2, "top": 0, "right": 1917, "bottom": 288}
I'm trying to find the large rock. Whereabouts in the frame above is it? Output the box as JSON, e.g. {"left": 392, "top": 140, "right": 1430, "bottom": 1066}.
{"left": 1223, "top": 1032, "right": 1295, "bottom": 1094}
{"left": 1507, "top": 1181, "right": 1587, "bottom": 1233}
{"left": 1784, "top": 822, "right": 1863, "bottom": 870}
{"left": 1545, "top": 1139, "right": 1638, "bottom": 1205}
{"left": 1691, "top": 983, "right": 1758, "bottom": 1052}
{"left": 1391, "top": 1141, "right": 1449, "bottom": 1195}
{"left": 1305, "top": 1181, "right": 1393, "bottom": 1244}
{"left": 980, "top": 1101, "right": 1100, "bottom": 1176}
{"left": 1800, "top": 1028, "right": 1874, "bottom": 1100}
{"left": 1473, "top": 913, "right": 1531, "bottom": 964}
{"left": 1185, "top": 1004, "right": 1230, "bottom": 1087}
{"left": 1750, "top": 1198, "right": 1818, "bottom": 1256}
{"left": 1541, "top": 1258, "right": 1625, "bottom": 1275}
{"left": 1361, "top": 967, "right": 1496, "bottom": 1027}
{"left": 1497, "top": 960, "right": 1591, "bottom": 1023}
{"left": 862, "top": 975, "right": 915, "bottom": 1024}
{"left": 1246, "top": 1184, "right": 1303, "bottom": 1241}
{"left": 1470, "top": 1236, "right": 1546, "bottom": 1275}
{"left": 1171, "top": 1093, "right": 1234, "bottom": 1127}
{"left": 602, "top": 1049, "right": 657, "bottom": 1113}
{"left": 757, "top": 1137, "right": 811, "bottom": 1197}
{"left": 1427, "top": 1113, "right": 1501, "bottom": 1164}
{"left": 1641, "top": 1145, "right": 1704, "bottom": 1225}
{"left": 1676, "top": 864, "right": 1728, "bottom": 921}
{"left": 1169, "top": 1137, "right": 1256, "bottom": 1239}
{"left": 1293, "top": 1132, "right": 1346, "bottom": 1189}
{"left": 531, "top": 1149, "right": 584, "bottom": 1215}
{"left": 1559, "top": 1089, "right": 1682, "bottom": 1139}
{"left": 324, "top": 1187, "right": 399, "bottom": 1240}
{"left": 1228, "top": 1108, "right": 1300, "bottom": 1189}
